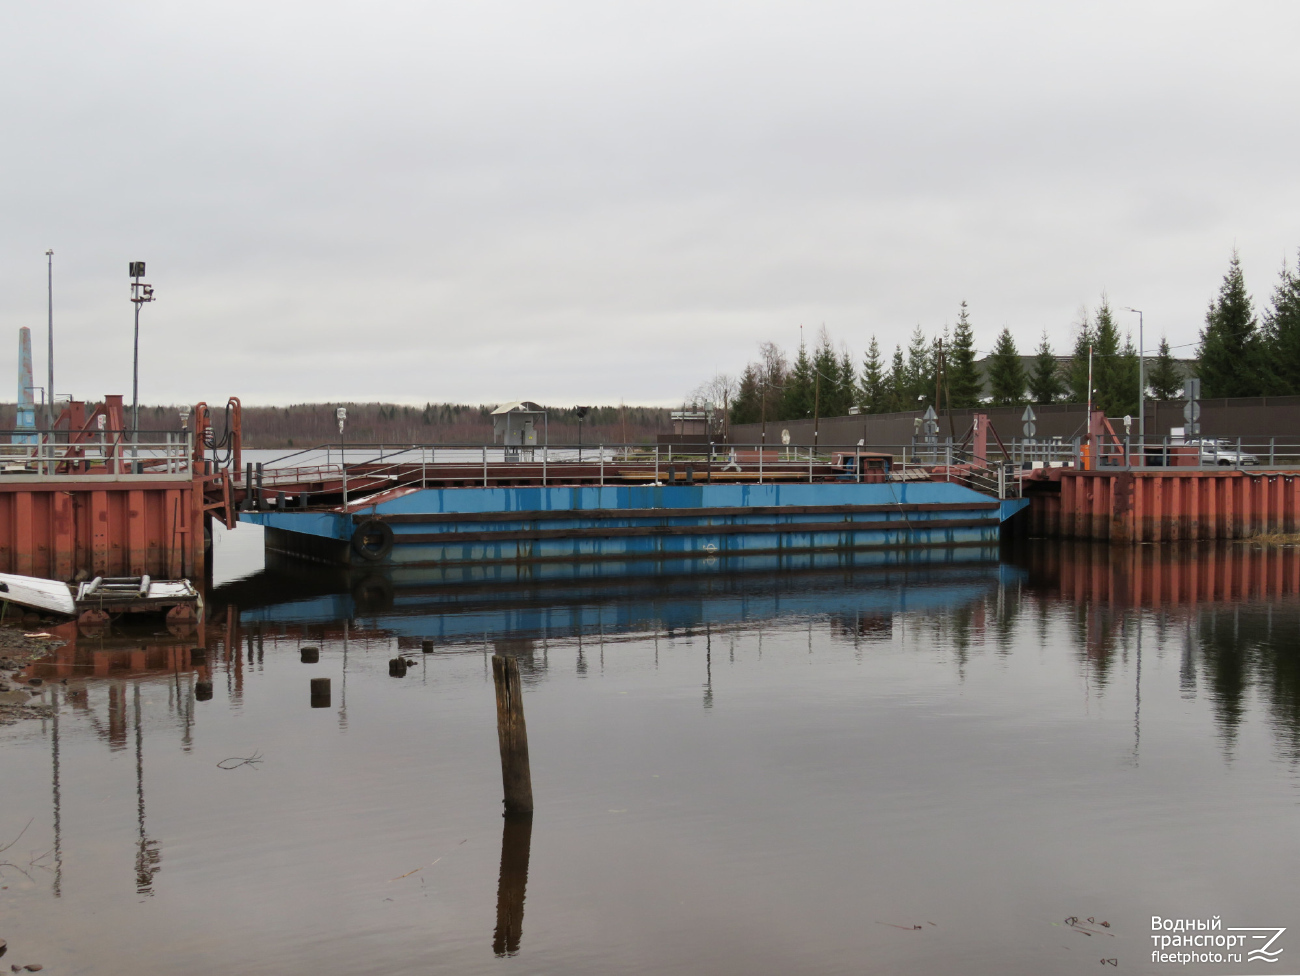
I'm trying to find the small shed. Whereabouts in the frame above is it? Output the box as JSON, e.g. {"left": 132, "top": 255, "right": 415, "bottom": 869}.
{"left": 492, "top": 401, "right": 547, "bottom": 446}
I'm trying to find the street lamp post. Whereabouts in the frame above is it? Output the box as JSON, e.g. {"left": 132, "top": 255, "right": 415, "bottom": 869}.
{"left": 46, "top": 249, "right": 54, "bottom": 430}
{"left": 574, "top": 406, "right": 589, "bottom": 461}
{"left": 336, "top": 407, "right": 348, "bottom": 508}
{"left": 129, "top": 261, "right": 155, "bottom": 438}
{"left": 1125, "top": 307, "right": 1144, "bottom": 465}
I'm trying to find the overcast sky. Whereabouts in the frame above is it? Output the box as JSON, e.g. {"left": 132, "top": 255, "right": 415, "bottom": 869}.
{"left": 3, "top": 2, "right": 1299, "bottom": 408}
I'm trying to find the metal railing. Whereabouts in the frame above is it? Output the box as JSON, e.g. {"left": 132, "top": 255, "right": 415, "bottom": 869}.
{"left": 0, "top": 430, "right": 194, "bottom": 476}
{"left": 234, "top": 439, "right": 1038, "bottom": 509}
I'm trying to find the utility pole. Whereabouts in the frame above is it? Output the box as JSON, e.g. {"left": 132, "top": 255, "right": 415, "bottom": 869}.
{"left": 46, "top": 249, "right": 54, "bottom": 429}
{"left": 812, "top": 369, "right": 820, "bottom": 453}
{"left": 1125, "top": 307, "right": 1144, "bottom": 465}
{"left": 128, "top": 261, "right": 155, "bottom": 437}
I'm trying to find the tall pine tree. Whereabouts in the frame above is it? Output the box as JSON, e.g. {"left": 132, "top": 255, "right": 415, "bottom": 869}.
{"left": 1066, "top": 309, "right": 1094, "bottom": 405}
{"left": 987, "top": 329, "right": 1027, "bottom": 406}
{"left": 859, "top": 338, "right": 890, "bottom": 413}
{"left": 1197, "top": 251, "right": 1264, "bottom": 399}
{"left": 1261, "top": 253, "right": 1300, "bottom": 395}
{"left": 948, "top": 301, "right": 982, "bottom": 407}
{"left": 811, "top": 330, "right": 841, "bottom": 418}
{"left": 901, "top": 326, "right": 932, "bottom": 410}
{"left": 779, "top": 337, "right": 815, "bottom": 420}
{"left": 730, "top": 363, "right": 763, "bottom": 425}
{"left": 1028, "top": 332, "right": 1064, "bottom": 405}
{"left": 1146, "top": 337, "right": 1184, "bottom": 401}
{"left": 1091, "top": 299, "right": 1139, "bottom": 416}
{"left": 836, "top": 348, "right": 857, "bottom": 416}
{"left": 887, "top": 345, "right": 908, "bottom": 413}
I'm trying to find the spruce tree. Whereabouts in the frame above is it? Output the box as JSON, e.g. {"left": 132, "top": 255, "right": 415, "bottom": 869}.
{"left": 780, "top": 338, "right": 815, "bottom": 420}
{"left": 730, "top": 363, "right": 762, "bottom": 425}
{"left": 811, "top": 330, "right": 841, "bottom": 418}
{"left": 887, "top": 345, "right": 908, "bottom": 413}
{"left": 902, "top": 326, "right": 932, "bottom": 410}
{"left": 837, "top": 348, "right": 857, "bottom": 416}
{"left": 1197, "top": 251, "right": 1263, "bottom": 399}
{"left": 987, "top": 328, "right": 1027, "bottom": 406}
{"left": 859, "top": 338, "right": 890, "bottom": 413}
{"left": 1146, "top": 336, "right": 1184, "bottom": 401}
{"left": 948, "top": 301, "right": 982, "bottom": 407}
{"left": 1028, "top": 332, "right": 1065, "bottom": 405}
{"left": 1262, "top": 253, "right": 1300, "bottom": 395}
{"left": 1066, "top": 310, "right": 1094, "bottom": 404}
{"left": 1090, "top": 299, "right": 1132, "bottom": 416}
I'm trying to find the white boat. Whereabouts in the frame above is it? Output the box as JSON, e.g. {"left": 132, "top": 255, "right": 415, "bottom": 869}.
{"left": 0, "top": 572, "right": 77, "bottom": 617}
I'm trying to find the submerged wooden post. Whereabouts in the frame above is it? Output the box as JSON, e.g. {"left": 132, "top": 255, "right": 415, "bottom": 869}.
{"left": 310, "top": 677, "right": 331, "bottom": 708}
{"left": 492, "top": 655, "right": 533, "bottom": 814}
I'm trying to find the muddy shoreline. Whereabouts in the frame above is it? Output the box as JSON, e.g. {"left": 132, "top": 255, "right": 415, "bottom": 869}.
{"left": 0, "top": 622, "right": 66, "bottom": 726}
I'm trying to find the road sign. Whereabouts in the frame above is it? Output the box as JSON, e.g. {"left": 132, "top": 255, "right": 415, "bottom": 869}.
{"left": 1021, "top": 405, "right": 1037, "bottom": 438}
{"left": 1183, "top": 401, "right": 1201, "bottom": 423}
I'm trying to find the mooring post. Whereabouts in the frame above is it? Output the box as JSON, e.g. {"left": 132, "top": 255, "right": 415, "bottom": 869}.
{"left": 310, "top": 677, "right": 331, "bottom": 708}
{"left": 491, "top": 654, "right": 533, "bottom": 814}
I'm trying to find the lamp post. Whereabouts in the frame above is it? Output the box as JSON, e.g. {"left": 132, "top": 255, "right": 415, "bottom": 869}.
{"left": 336, "top": 407, "right": 348, "bottom": 507}
{"left": 1125, "top": 307, "right": 1144, "bottom": 464}
{"left": 128, "top": 261, "right": 155, "bottom": 437}
{"left": 574, "top": 405, "right": 589, "bottom": 461}
{"left": 46, "top": 249, "right": 54, "bottom": 430}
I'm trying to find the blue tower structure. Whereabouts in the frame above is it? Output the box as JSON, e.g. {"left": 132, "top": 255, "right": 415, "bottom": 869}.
{"left": 15, "top": 326, "right": 37, "bottom": 444}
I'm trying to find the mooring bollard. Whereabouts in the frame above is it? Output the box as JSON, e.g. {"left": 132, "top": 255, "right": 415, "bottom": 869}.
{"left": 195, "top": 680, "right": 213, "bottom": 701}
{"left": 422, "top": 639, "right": 434, "bottom": 654}
{"left": 300, "top": 646, "right": 319, "bottom": 664}
{"left": 310, "top": 677, "right": 331, "bottom": 707}
{"left": 389, "top": 657, "right": 408, "bottom": 677}
{"left": 491, "top": 655, "right": 533, "bottom": 814}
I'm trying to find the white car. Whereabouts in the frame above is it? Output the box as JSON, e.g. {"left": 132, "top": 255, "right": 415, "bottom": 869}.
{"left": 1190, "top": 439, "right": 1258, "bottom": 466}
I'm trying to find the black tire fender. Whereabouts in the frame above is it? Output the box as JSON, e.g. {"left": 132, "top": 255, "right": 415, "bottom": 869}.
{"left": 351, "top": 519, "right": 395, "bottom": 561}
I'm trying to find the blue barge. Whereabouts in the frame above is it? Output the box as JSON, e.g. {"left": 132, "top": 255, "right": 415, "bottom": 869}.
{"left": 241, "top": 481, "right": 1028, "bottom": 568}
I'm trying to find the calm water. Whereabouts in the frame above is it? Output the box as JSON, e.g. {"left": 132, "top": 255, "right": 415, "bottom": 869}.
{"left": 3, "top": 542, "right": 1300, "bottom": 975}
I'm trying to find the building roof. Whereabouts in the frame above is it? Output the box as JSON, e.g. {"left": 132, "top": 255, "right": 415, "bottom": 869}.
{"left": 491, "top": 401, "right": 545, "bottom": 416}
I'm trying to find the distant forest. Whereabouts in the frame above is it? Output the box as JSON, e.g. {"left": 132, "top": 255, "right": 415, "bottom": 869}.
{"left": 0, "top": 402, "right": 675, "bottom": 449}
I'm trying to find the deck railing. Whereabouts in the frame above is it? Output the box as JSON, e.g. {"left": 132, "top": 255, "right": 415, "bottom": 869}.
{"left": 0, "top": 430, "right": 195, "bottom": 476}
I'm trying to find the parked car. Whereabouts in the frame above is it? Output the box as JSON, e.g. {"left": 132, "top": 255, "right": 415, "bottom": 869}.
{"left": 1189, "top": 439, "right": 1258, "bottom": 466}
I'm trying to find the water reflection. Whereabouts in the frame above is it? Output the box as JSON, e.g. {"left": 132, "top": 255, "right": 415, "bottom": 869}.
{"left": 1012, "top": 540, "right": 1300, "bottom": 757}
{"left": 8, "top": 543, "right": 1300, "bottom": 974}
{"left": 492, "top": 813, "right": 533, "bottom": 957}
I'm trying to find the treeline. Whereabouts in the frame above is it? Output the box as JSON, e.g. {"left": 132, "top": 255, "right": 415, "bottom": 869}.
{"left": 708, "top": 249, "right": 1300, "bottom": 423}
{"left": 721, "top": 301, "right": 1167, "bottom": 423}
{"left": 0, "top": 402, "right": 674, "bottom": 448}
{"left": 233, "top": 402, "right": 672, "bottom": 448}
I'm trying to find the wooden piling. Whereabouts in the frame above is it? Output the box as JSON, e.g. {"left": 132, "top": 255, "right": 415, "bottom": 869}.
{"left": 310, "top": 677, "right": 331, "bottom": 707}
{"left": 491, "top": 654, "right": 533, "bottom": 814}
